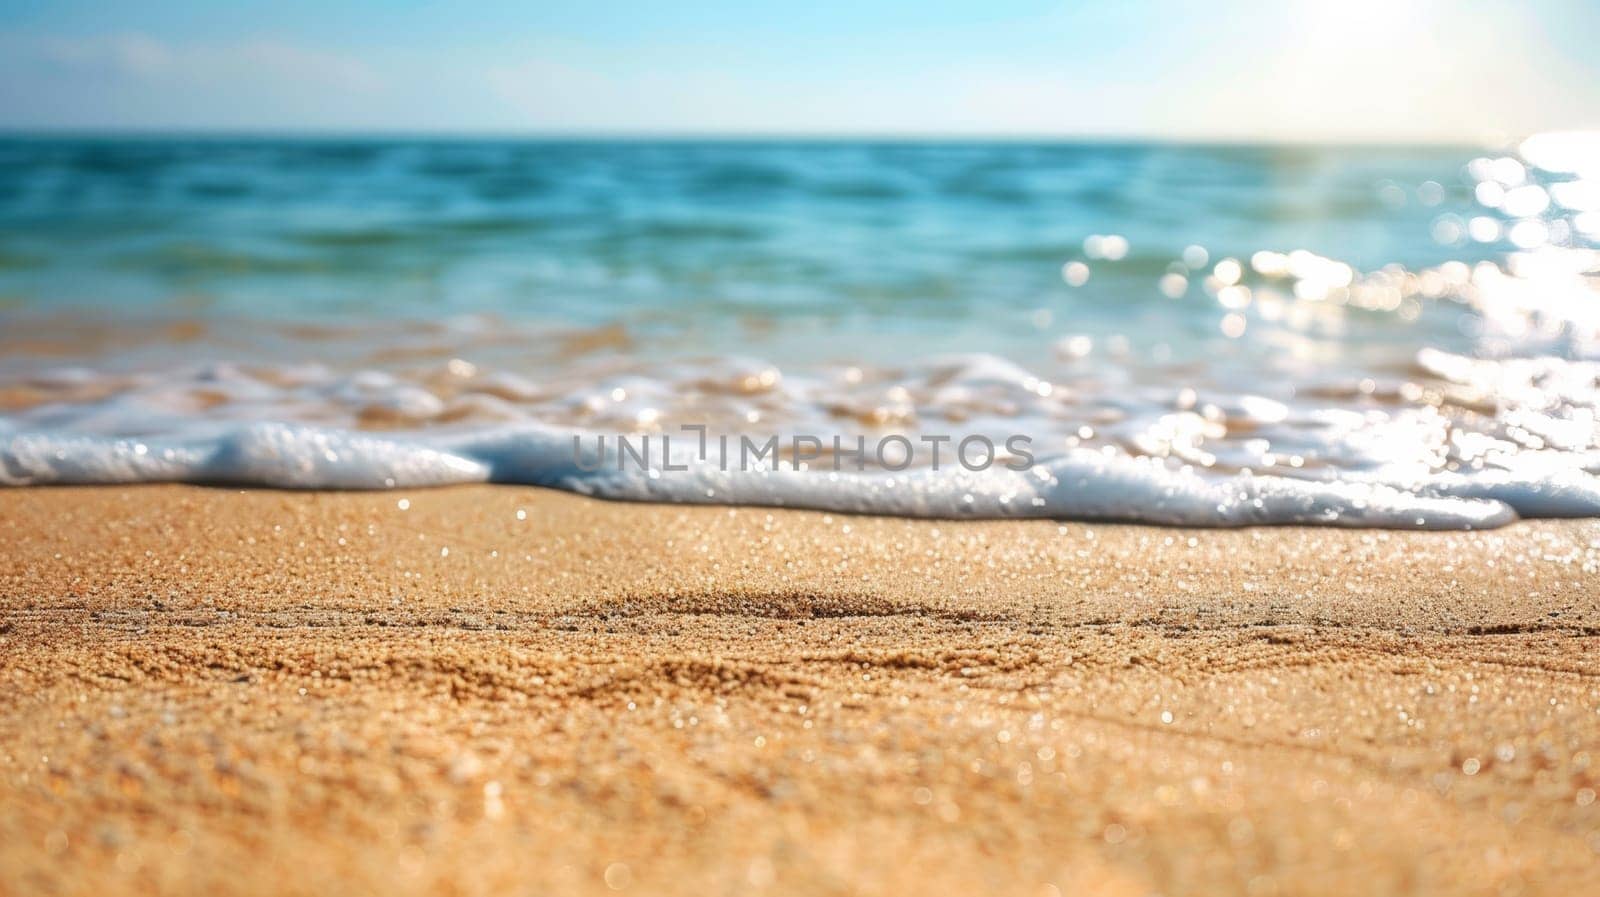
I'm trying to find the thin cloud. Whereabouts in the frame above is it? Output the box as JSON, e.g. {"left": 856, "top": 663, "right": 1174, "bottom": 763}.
{"left": 4, "top": 31, "right": 381, "bottom": 94}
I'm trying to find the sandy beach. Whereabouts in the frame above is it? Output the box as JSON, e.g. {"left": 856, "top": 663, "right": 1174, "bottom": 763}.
{"left": 0, "top": 485, "right": 1596, "bottom": 896}
{"left": 6, "top": 5, "right": 1600, "bottom": 893}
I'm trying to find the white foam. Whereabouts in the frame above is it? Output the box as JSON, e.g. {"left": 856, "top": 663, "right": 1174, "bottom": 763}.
{"left": 5, "top": 416, "right": 1587, "bottom": 528}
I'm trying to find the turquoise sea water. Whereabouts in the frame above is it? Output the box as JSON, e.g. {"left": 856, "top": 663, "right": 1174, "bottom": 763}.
{"left": 2, "top": 136, "right": 1597, "bottom": 526}
{"left": 0, "top": 139, "right": 1503, "bottom": 358}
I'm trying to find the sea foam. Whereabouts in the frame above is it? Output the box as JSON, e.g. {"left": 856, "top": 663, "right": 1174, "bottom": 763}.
{"left": 6, "top": 412, "right": 1596, "bottom": 528}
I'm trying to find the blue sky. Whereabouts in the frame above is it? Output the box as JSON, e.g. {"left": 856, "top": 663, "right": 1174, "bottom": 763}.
{"left": 1, "top": 0, "right": 1597, "bottom": 141}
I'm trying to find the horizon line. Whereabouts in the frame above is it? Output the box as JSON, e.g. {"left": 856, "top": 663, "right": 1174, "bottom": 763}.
{"left": 0, "top": 126, "right": 1512, "bottom": 150}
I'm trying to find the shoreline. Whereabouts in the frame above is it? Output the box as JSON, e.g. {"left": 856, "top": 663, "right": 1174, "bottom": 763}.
{"left": 3, "top": 485, "right": 1599, "bottom": 895}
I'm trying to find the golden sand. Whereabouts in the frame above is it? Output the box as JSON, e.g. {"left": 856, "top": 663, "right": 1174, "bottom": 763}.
{"left": 2, "top": 485, "right": 1599, "bottom": 896}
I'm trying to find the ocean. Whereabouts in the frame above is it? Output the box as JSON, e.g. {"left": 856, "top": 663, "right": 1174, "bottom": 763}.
{"left": 2, "top": 135, "right": 1597, "bottom": 526}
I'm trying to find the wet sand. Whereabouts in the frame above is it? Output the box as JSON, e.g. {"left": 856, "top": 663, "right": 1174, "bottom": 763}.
{"left": 2, "top": 485, "right": 1599, "bottom": 896}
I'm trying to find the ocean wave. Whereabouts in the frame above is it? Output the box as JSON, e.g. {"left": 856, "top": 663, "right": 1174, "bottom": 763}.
{"left": 3, "top": 133, "right": 1599, "bottom": 528}
{"left": 8, "top": 419, "right": 1584, "bottom": 528}
{"left": 2, "top": 340, "right": 1597, "bottom": 527}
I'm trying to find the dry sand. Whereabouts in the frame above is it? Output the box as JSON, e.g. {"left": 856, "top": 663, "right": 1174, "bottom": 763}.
{"left": 2, "top": 485, "right": 1599, "bottom": 896}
